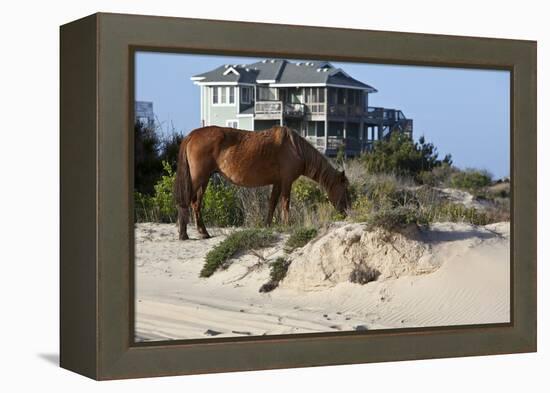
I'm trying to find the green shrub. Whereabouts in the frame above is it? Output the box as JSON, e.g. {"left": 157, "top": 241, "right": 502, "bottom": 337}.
{"left": 269, "top": 257, "right": 291, "bottom": 283}
{"left": 450, "top": 169, "right": 492, "bottom": 191}
{"left": 285, "top": 227, "right": 318, "bottom": 251}
{"left": 366, "top": 206, "right": 429, "bottom": 231}
{"left": 288, "top": 201, "right": 341, "bottom": 229}
{"left": 134, "top": 191, "right": 154, "bottom": 222}
{"left": 291, "top": 177, "right": 327, "bottom": 205}
{"left": 360, "top": 173, "right": 405, "bottom": 209}
{"left": 350, "top": 195, "right": 373, "bottom": 223}
{"left": 201, "top": 229, "right": 277, "bottom": 277}
{"left": 418, "top": 163, "right": 456, "bottom": 186}
{"left": 361, "top": 133, "right": 452, "bottom": 178}
{"left": 259, "top": 257, "right": 291, "bottom": 293}
{"left": 134, "top": 161, "right": 177, "bottom": 223}
{"left": 202, "top": 177, "right": 244, "bottom": 227}
{"left": 425, "top": 202, "right": 490, "bottom": 226}
{"left": 152, "top": 161, "right": 178, "bottom": 222}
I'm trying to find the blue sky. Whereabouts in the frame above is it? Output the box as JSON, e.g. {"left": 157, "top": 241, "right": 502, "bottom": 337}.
{"left": 135, "top": 52, "right": 510, "bottom": 178}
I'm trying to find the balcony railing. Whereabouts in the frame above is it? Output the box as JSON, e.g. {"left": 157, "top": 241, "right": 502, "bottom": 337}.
{"left": 305, "top": 103, "right": 325, "bottom": 115}
{"left": 305, "top": 136, "right": 372, "bottom": 155}
{"left": 305, "top": 136, "right": 326, "bottom": 150}
{"left": 255, "top": 101, "right": 282, "bottom": 119}
{"left": 255, "top": 101, "right": 326, "bottom": 118}
{"left": 327, "top": 104, "right": 364, "bottom": 117}
{"left": 366, "top": 107, "right": 408, "bottom": 124}
{"left": 284, "top": 103, "right": 306, "bottom": 117}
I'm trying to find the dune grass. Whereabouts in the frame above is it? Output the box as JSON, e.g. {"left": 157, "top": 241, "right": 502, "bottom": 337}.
{"left": 284, "top": 227, "right": 318, "bottom": 251}
{"left": 259, "top": 257, "right": 291, "bottom": 293}
{"left": 200, "top": 228, "right": 277, "bottom": 278}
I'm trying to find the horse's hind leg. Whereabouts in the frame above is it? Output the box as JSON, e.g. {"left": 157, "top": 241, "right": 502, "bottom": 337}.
{"left": 192, "top": 183, "right": 211, "bottom": 239}
{"left": 177, "top": 205, "right": 190, "bottom": 240}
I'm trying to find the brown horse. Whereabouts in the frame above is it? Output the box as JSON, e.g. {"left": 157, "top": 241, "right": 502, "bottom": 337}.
{"left": 174, "top": 125, "right": 350, "bottom": 240}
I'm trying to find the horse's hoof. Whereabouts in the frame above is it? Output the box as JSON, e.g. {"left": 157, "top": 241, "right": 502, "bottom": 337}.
{"left": 199, "top": 233, "right": 211, "bottom": 239}
{"left": 179, "top": 234, "right": 189, "bottom": 241}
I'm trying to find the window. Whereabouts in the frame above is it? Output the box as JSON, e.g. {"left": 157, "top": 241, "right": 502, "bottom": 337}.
{"left": 304, "top": 87, "right": 324, "bottom": 103}
{"left": 318, "top": 122, "right": 325, "bottom": 136}
{"left": 226, "top": 120, "right": 238, "bottom": 128}
{"left": 258, "top": 86, "right": 278, "bottom": 101}
{"left": 329, "top": 88, "right": 337, "bottom": 105}
{"left": 212, "top": 86, "right": 236, "bottom": 105}
{"left": 241, "top": 87, "right": 252, "bottom": 104}
{"left": 290, "top": 88, "right": 301, "bottom": 103}
{"left": 348, "top": 90, "right": 361, "bottom": 106}
{"left": 212, "top": 87, "right": 219, "bottom": 104}
{"left": 337, "top": 89, "right": 345, "bottom": 105}
{"left": 307, "top": 122, "right": 317, "bottom": 137}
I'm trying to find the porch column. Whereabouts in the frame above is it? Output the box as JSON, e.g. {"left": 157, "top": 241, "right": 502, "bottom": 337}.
{"left": 324, "top": 118, "right": 328, "bottom": 150}
{"left": 343, "top": 120, "right": 347, "bottom": 139}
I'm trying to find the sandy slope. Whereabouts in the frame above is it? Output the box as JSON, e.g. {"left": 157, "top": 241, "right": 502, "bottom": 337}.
{"left": 135, "top": 222, "right": 510, "bottom": 342}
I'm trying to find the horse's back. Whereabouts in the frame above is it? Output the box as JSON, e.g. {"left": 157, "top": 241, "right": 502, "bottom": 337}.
{"left": 184, "top": 126, "right": 297, "bottom": 187}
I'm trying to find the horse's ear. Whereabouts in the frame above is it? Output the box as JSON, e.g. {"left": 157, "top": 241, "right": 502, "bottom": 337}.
{"left": 340, "top": 170, "right": 346, "bottom": 181}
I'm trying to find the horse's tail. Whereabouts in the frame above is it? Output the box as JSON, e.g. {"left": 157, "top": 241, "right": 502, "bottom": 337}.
{"left": 174, "top": 136, "right": 193, "bottom": 208}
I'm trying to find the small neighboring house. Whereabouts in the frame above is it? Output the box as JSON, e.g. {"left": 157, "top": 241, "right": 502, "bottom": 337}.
{"left": 135, "top": 101, "right": 155, "bottom": 129}
{"left": 191, "top": 59, "right": 413, "bottom": 157}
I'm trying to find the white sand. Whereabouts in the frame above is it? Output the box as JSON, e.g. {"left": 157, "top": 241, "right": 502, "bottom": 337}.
{"left": 135, "top": 221, "right": 510, "bottom": 342}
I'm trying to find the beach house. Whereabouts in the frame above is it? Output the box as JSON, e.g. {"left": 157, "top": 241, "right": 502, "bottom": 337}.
{"left": 191, "top": 59, "right": 413, "bottom": 157}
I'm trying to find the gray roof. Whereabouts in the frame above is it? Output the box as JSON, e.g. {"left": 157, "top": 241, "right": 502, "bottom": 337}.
{"left": 191, "top": 59, "right": 377, "bottom": 92}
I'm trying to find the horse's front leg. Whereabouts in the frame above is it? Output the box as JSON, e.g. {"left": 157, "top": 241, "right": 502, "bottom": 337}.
{"left": 191, "top": 184, "right": 211, "bottom": 239}
{"left": 265, "top": 183, "right": 281, "bottom": 226}
{"left": 280, "top": 185, "right": 291, "bottom": 226}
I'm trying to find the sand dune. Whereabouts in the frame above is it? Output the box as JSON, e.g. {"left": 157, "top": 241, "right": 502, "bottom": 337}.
{"left": 135, "top": 221, "right": 510, "bottom": 342}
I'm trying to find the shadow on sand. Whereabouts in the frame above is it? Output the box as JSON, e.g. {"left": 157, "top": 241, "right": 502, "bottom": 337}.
{"left": 425, "top": 228, "right": 502, "bottom": 243}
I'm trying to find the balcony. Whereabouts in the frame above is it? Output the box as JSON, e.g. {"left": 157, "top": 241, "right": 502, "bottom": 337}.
{"left": 366, "top": 107, "right": 406, "bottom": 125}
{"left": 255, "top": 101, "right": 282, "bottom": 119}
{"left": 254, "top": 101, "right": 306, "bottom": 119}
{"left": 327, "top": 104, "right": 364, "bottom": 117}
{"left": 305, "top": 136, "right": 372, "bottom": 157}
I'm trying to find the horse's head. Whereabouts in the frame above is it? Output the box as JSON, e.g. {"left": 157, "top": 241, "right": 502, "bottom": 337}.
{"left": 328, "top": 170, "right": 351, "bottom": 216}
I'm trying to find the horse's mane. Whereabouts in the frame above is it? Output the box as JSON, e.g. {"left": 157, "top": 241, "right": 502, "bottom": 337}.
{"left": 282, "top": 127, "right": 341, "bottom": 193}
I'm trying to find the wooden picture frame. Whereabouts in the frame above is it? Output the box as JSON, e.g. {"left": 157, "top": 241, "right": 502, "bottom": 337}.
{"left": 60, "top": 12, "right": 537, "bottom": 380}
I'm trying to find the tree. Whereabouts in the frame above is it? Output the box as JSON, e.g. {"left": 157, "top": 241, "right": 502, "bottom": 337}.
{"left": 361, "top": 132, "right": 452, "bottom": 178}
{"left": 134, "top": 121, "right": 163, "bottom": 195}
{"left": 159, "top": 131, "right": 185, "bottom": 172}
